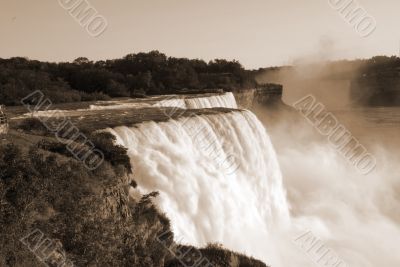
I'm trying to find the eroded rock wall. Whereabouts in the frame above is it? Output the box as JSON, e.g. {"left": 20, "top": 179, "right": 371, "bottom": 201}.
{"left": 232, "top": 84, "right": 284, "bottom": 109}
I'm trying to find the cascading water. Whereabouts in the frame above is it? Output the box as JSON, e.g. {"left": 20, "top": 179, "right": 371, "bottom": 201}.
{"left": 154, "top": 92, "right": 238, "bottom": 109}
{"left": 105, "top": 93, "right": 400, "bottom": 267}
{"left": 184, "top": 92, "right": 238, "bottom": 109}
{"left": 105, "top": 94, "right": 292, "bottom": 263}
{"left": 109, "top": 109, "right": 290, "bottom": 262}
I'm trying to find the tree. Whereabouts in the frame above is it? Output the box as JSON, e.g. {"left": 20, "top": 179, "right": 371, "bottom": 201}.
{"left": 73, "top": 57, "right": 92, "bottom": 65}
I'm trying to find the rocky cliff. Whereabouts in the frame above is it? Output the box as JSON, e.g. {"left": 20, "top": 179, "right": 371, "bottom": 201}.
{"left": 232, "top": 83, "right": 284, "bottom": 109}
{"left": 254, "top": 84, "right": 284, "bottom": 106}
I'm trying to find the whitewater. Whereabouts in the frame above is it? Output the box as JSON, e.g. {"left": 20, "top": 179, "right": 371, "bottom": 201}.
{"left": 107, "top": 93, "right": 400, "bottom": 267}
{"left": 109, "top": 109, "right": 290, "bottom": 261}
{"left": 107, "top": 93, "right": 288, "bottom": 263}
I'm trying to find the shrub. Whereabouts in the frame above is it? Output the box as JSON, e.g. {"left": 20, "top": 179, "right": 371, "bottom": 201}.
{"left": 80, "top": 91, "right": 111, "bottom": 101}
{"left": 37, "top": 139, "right": 69, "bottom": 154}
{"left": 90, "top": 131, "right": 132, "bottom": 172}
{"left": 43, "top": 88, "right": 82, "bottom": 103}
{"left": 16, "top": 118, "right": 49, "bottom": 135}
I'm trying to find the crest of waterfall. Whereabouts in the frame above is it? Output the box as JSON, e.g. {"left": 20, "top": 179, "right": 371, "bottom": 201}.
{"left": 184, "top": 92, "right": 238, "bottom": 109}
{"left": 108, "top": 110, "right": 290, "bottom": 262}
{"left": 17, "top": 92, "right": 238, "bottom": 119}
{"left": 154, "top": 92, "right": 238, "bottom": 109}
{"left": 87, "top": 92, "right": 239, "bottom": 111}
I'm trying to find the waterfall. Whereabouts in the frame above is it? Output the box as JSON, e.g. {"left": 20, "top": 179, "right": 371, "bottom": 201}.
{"left": 108, "top": 109, "right": 290, "bottom": 262}
{"left": 184, "top": 92, "right": 238, "bottom": 109}
{"left": 103, "top": 93, "right": 400, "bottom": 267}
{"left": 154, "top": 92, "right": 238, "bottom": 109}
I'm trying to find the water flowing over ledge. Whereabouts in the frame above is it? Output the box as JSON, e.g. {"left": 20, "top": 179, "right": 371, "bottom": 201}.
{"left": 13, "top": 92, "right": 238, "bottom": 119}
{"left": 184, "top": 92, "right": 238, "bottom": 109}
{"left": 98, "top": 92, "right": 238, "bottom": 110}
{"left": 108, "top": 109, "right": 290, "bottom": 261}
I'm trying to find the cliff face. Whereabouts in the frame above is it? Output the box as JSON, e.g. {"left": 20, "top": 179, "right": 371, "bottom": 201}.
{"left": 232, "top": 84, "right": 284, "bottom": 109}
{"left": 254, "top": 84, "right": 284, "bottom": 106}
{"left": 1, "top": 119, "right": 269, "bottom": 266}
{"left": 231, "top": 89, "right": 256, "bottom": 109}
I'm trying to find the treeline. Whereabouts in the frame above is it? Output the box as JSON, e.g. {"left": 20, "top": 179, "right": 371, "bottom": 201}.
{"left": 0, "top": 51, "right": 256, "bottom": 106}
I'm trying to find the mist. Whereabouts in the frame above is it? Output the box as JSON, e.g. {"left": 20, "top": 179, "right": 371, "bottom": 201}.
{"left": 253, "top": 89, "right": 400, "bottom": 266}
{"left": 255, "top": 58, "right": 365, "bottom": 109}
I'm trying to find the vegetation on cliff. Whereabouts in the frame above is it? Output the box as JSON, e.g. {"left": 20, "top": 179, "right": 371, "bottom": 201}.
{"left": 0, "top": 130, "right": 268, "bottom": 266}
{"left": 0, "top": 138, "right": 170, "bottom": 266}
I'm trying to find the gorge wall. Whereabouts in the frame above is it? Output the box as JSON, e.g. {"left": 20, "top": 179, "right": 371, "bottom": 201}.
{"left": 232, "top": 84, "right": 284, "bottom": 109}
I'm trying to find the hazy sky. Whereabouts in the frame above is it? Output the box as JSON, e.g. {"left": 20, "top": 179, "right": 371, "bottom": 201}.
{"left": 1, "top": 0, "right": 400, "bottom": 69}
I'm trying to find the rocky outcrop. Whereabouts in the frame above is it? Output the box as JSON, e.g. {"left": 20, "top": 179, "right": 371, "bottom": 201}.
{"left": 254, "top": 84, "right": 283, "bottom": 106}
{"left": 231, "top": 89, "right": 256, "bottom": 109}
{"left": 232, "top": 84, "right": 284, "bottom": 109}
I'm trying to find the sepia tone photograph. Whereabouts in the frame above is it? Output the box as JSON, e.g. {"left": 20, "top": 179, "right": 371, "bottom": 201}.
{"left": 0, "top": 1, "right": 399, "bottom": 266}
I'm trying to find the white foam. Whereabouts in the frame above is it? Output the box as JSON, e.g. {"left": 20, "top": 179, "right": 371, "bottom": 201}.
{"left": 185, "top": 92, "right": 238, "bottom": 109}
{"left": 108, "top": 110, "right": 289, "bottom": 262}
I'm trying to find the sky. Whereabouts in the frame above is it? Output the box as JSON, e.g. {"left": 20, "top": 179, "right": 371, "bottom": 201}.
{"left": 1, "top": 0, "right": 400, "bottom": 69}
